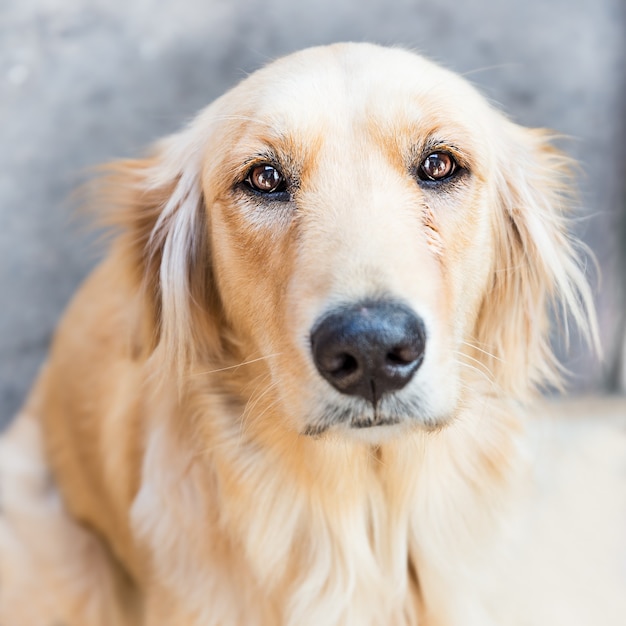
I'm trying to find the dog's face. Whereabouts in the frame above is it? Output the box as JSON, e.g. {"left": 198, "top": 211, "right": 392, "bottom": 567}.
{"left": 114, "top": 44, "right": 594, "bottom": 441}
{"left": 203, "top": 44, "right": 499, "bottom": 437}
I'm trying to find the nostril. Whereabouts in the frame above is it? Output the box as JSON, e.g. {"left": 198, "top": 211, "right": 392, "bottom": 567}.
{"left": 386, "top": 344, "right": 424, "bottom": 367}
{"left": 324, "top": 352, "right": 359, "bottom": 379}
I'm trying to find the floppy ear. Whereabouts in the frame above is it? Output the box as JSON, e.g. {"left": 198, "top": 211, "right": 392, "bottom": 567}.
{"left": 96, "top": 125, "right": 224, "bottom": 374}
{"left": 473, "top": 124, "right": 599, "bottom": 399}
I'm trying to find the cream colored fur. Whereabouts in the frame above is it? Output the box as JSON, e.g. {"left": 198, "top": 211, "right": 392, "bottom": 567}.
{"left": 0, "top": 43, "right": 603, "bottom": 625}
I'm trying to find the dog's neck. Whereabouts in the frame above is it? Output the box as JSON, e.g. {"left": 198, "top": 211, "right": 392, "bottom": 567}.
{"left": 130, "top": 370, "right": 524, "bottom": 626}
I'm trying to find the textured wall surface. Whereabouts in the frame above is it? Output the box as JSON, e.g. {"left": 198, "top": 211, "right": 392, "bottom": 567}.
{"left": 1, "top": 0, "right": 625, "bottom": 427}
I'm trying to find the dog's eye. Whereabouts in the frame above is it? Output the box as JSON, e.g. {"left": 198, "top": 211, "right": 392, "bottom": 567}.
{"left": 246, "top": 164, "right": 286, "bottom": 194}
{"left": 418, "top": 152, "right": 457, "bottom": 182}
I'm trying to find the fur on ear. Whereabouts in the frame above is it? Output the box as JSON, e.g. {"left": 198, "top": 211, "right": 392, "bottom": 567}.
{"left": 474, "top": 123, "right": 599, "bottom": 399}
{"left": 94, "top": 123, "right": 224, "bottom": 374}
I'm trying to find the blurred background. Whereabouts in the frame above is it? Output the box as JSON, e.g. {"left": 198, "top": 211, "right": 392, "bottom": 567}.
{"left": 1, "top": 0, "right": 625, "bottom": 428}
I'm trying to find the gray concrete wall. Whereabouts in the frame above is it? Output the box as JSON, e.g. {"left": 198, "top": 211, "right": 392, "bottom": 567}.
{"left": 1, "top": 0, "right": 625, "bottom": 427}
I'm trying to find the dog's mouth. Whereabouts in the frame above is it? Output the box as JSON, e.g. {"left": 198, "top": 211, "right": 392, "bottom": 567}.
{"left": 303, "top": 413, "right": 402, "bottom": 437}
{"left": 301, "top": 394, "right": 447, "bottom": 438}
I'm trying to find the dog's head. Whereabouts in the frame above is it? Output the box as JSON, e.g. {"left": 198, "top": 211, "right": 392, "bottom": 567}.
{"left": 103, "top": 43, "right": 597, "bottom": 440}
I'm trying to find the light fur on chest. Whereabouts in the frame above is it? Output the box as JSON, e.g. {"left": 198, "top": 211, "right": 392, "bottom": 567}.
{"left": 131, "top": 391, "right": 522, "bottom": 626}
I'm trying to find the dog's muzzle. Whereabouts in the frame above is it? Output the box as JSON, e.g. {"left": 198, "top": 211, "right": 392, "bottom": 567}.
{"left": 310, "top": 299, "right": 426, "bottom": 405}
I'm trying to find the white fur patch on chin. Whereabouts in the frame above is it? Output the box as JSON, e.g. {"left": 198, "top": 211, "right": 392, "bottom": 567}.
{"left": 316, "top": 419, "right": 435, "bottom": 445}
{"left": 336, "top": 421, "right": 415, "bottom": 445}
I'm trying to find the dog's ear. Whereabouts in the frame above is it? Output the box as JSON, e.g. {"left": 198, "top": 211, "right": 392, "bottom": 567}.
{"left": 96, "top": 126, "right": 224, "bottom": 374}
{"left": 473, "top": 124, "right": 599, "bottom": 398}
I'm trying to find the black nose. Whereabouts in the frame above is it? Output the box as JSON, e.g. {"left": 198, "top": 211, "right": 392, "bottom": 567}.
{"left": 310, "top": 300, "right": 426, "bottom": 404}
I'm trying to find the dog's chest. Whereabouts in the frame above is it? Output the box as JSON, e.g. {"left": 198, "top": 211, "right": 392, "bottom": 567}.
{"left": 131, "top": 423, "right": 423, "bottom": 626}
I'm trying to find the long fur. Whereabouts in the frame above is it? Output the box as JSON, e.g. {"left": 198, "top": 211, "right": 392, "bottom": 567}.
{"left": 0, "top": 43, "right": 597, "bottom": 626}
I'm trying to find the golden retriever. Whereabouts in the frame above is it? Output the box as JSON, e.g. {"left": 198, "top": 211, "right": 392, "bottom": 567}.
{"left": 0, "top": 43, "right": 598, "bottom": 626}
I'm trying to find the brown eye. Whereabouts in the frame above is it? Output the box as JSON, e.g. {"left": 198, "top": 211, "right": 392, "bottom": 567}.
{"left": 246, "top": 164, "right": 286, "bottom": 194}
{"left": 418, "top": 152, "right": 457, "bottom": 182}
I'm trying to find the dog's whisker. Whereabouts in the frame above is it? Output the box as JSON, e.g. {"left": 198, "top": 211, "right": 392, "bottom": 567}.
{"left": 240, "top": 373, "right": 276, "bottom": 419}
{"left": 241, "top": 386, "right": 280, "bottom": 435}
{"left": 458, "top": 340, "right": 503, "bottom": 363}
{"left": 454, "top": 357, "right": 495, "bottom": 383}
{"left": 209, "top": 114, "right": 277, "bottom": 129}
{"left": 454, "top": 352, "right": 494, "bottom": 378}
{"left": 460, "top": 63, "right": 521, "bottom": 78}
{"left": 189, "top": 352, "right": 283, "bottom": 377}
{"left": 454, "top": 360, "right": 502, "bottom": 394}
{"left": 453, "top": 350, "right": 496, "bottom": 379}
{"left": 238, "top": 377, "right": 280, "bottom": 441}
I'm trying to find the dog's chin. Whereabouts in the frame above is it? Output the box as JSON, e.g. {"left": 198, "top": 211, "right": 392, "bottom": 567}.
{"left": 302, "top": 398, "right": 454, "bottom": 443}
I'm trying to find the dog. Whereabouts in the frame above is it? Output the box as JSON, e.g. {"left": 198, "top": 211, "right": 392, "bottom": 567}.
{"left": 0, "top": 42, "right": 598, "bottom": 626}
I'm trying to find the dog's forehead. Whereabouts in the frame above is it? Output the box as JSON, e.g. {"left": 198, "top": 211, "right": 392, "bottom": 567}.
{"left": 228, "top": 43, "right": 491, "bottom": 135}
